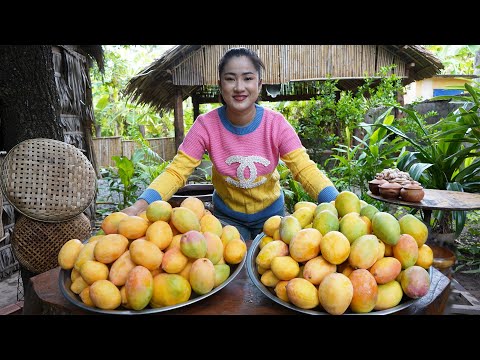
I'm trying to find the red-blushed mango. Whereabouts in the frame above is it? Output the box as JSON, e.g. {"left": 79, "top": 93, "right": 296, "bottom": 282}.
{"left": 117, "top": 215, "right": 149, "bottom": 240}
{"left": 319, "top": 231, "right": 350, "bottom": 265}
{"left": 200, "top": 213, "right": 223, "bottom": 237}
{"left": 204, "top": 231, "right": 224, "bottom": 265}
{"left": 400, "top": 265, "right": 430, "bottom": 299}
{"left": 369, "top": 256, "right": 402, "bottom": 284}
{"left": 270, "top": 256, "right": 300, "bottom": 281}
{"left": 150, "top": 267, "right": 163, "bottom": 278}
{"left": 279, "top": 215, "right": 302, "bottom": 244}
{"left": 261, "top": 269, "right": 280, "bottom": 288}
{"left": 361, "top": 215, "right": 372, "bottom": 234}
{"left": 146, "top": 200, "right": 172, "bottom": 223}
{"left": 224, "top": 238, "right": 247, "bottom": 265}
{"left": 74, "top": 241, "right": 98, "bottom": 272}
{"left": 399, "top": 214, "right": 429, "bottom": 247}
{"left": 80, "top": 260, "right": 109, "bottom": 285}
{"left": 262, "top": 215, "right": 282, "bottom": 237}
{"left": 161, "top": 247, "right": 188, "bottom": 274}
{"left": 189, "top": 258, "right": 216, "bottom": 295}
{"left": 302, "top": 256, "right": 336, "bottom": 286}
{"left": 314, "top": 202, "right": 338, "bottom": 218}
{"left": 292, "top": 206, "right": 315, "bottom": 228}
{"left": 151, "top": 273, "right": 191, "bottom": 307}
{"left": 101, "top": 211, "right": 129, "bottom": 234}
{"left": 89, "top": 279, "right": 122, "bottom": 310}
{"left": 348, "top": 234, "right": 379, "bottom": 269}
{"left": 125, "top": 265, "right": 154, "bottom": 310}
{"left": 94, "top": 233, "right": 129, "bottom": 264}
{"left": 339, "top": 212, "right": 370, "bottom": 244}
{"left": 180, "top": 196, "right": 205, "bottom": 220}
{"left": 180, "top": 230, "right": 207, "bottom": 259}
{"left": 374, "top": 280, "right": 403, "bottom": 310}
{"left": 109, "top": 250, "right": 136, "bottom": 286}
{"left": 255, "top": 240, "right": 289, "bottom": 269}
{"left": 372, "top": 212, "right": 401, "bottom": 246}
{"left": 393, "top": 234, "right": 419, "bottom": 269}
{"left": 214, "top": 264, "right": 230, "bottom": 287}
{"left": 58, "top": 239, "right": 84, "bottom": 270}
{"left": 286, "top": 278, "right": 319, "bottom": 309}
{"left": 335, "top": 190, "right": 361, "bottom": 217}
{"left": 146, "top": 220, "right": 173, "bottom": 250}
{"left": 129, "top": 239, "right": 164, "bottom": 270}
{"left": 312, "top": 209, "right": 339, "bottom": 236}
{"left": 288, "top": 228, "right": 322, "bottom": 263}
{"left": 416, "top": 244, "right": 434, "bottom": 269}
{"left": 348, "top": 269, "right": 378, "bottom": 313}
{"left": 79, "top": 286, "right": 94, "bottom": 307}
{"left": 318, "top": 272, "right": 353, "bottom": 315}
{"left": 171, "top": 206, "right": 201, "bottom": 233}
{"left": 274, "top": 280, "right": 290, "bottom": 302}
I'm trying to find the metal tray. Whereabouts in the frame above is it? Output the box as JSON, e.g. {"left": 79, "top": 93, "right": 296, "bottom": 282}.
{"left": 246, "top": 233, "right": 432, "bottom": 315}
{"left": 59, "top": 234, "right": 246, "bottom": 315}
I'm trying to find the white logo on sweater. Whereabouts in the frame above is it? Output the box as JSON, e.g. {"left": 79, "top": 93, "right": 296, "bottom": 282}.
{"left": 225, "top": 155, "right": 270, "bottom": 189}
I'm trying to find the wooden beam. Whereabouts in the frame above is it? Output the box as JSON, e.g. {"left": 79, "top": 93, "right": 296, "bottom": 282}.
{"left": 192, "top": 94, "right": 200, "bottom": 121}
{"left": 173, "top": 87, "right": 184, "bottom": 151}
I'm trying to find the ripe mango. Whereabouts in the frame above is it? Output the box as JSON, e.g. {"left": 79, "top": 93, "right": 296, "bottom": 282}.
{"left": 125, "top": 266, "right": 154, "bottom": 310}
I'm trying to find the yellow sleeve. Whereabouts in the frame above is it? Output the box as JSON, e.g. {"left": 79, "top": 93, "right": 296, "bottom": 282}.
{"left": 281, "top": 147, "right": 337, "bottom": 202}
{"left": 147, "top": 150, "right": 201, "bottom": 201}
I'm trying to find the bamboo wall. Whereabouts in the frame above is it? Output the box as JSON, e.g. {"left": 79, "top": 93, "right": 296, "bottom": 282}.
{"left": 172, "top": 45, "right": 409, "bottom": 86}
{"left": 92, "top": 136, "right": 176, "bottom": 168}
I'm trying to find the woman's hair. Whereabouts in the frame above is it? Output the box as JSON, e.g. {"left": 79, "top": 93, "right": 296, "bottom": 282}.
{"left": 218, "top": 47, "right": 265, "bottom": 105}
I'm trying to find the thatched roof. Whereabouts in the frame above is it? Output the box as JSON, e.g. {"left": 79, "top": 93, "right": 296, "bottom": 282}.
{"left": 124, "top": 45, "right": 443, "bottom": 114}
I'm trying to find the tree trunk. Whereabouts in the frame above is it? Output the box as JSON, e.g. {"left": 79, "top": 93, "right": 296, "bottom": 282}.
{"left": 0, "top": 45, "right": 63, "bottom": 151}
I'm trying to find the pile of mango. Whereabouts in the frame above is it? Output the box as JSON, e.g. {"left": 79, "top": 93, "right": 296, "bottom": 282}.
{"left": 255, "top": 190, "right": 432, "bottom": 315}
{"left": 57, "top": 197, "right": 247, "bottom": 311}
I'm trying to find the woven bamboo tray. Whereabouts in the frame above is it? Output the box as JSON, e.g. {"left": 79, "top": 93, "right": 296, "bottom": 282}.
{"left": 11, "top": 213, "right": 91, "bottom": 274}
{"left": 1, "top": 138, "right": 97, "bottom": 222}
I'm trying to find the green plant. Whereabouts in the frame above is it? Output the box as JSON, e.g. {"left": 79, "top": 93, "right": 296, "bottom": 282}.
{"left": 327, "top": 109, "right": 409, "bottom": 198}
{"left": 374, "top": 83, "right": 480, "bottom": 236}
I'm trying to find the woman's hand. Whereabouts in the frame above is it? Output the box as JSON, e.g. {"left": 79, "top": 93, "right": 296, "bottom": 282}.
{"left": 121, "top": 199, "right": 149, "bottom": 217}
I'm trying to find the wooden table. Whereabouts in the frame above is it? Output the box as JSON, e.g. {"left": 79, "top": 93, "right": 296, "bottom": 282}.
{"left": 367, "top": 189, "right": 480, "bottom": 228}
{"left": 24, "top": 240, "right": 452, "bottom": 316}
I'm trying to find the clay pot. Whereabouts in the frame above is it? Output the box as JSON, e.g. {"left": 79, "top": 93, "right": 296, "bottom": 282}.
{"left": 400, "top": 183, "right": 425, "bottom": 202}
{"left": 368, "top": 179, "right": 387, "bottom": 195}
{"left": 378, "top": 182, "right": 402, "bottom": 199}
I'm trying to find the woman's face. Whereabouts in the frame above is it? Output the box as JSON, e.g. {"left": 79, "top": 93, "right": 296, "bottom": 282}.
{"left": 218, "top": 56, "right": 262, "bottom": 115}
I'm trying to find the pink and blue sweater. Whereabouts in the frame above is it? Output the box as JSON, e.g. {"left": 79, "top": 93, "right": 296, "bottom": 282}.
{"left": 139, "top": 104, "right": 338, "bottom": 224}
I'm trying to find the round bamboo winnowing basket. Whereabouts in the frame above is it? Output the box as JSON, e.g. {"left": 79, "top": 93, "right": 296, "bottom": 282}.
{"left": 0, "top": 138, "right": 97, "bottom": 222}
{"left": 11, "top": 213, "right": 91, "bottom": 274}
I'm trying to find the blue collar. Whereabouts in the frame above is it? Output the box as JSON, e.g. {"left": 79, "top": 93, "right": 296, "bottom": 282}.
{"left": 217, "top": 104, "right": 264, "bottom": 135}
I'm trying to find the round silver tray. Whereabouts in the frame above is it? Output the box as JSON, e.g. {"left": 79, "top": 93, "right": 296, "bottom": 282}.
{"left": 59, "top": 234, "right": 246, "bottom": 315}
{"left": 246, "top": 233, "right": 432, "bottom": 315}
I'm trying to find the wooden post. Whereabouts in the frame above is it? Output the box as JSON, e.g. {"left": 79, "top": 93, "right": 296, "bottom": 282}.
{"left": 192, "top": 94, "right": 200, "bottom": 122}
{"left": 173, "top": 87, "right": 184, "bottom": 150}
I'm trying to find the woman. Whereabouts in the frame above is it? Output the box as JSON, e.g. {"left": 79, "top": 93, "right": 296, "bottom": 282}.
{"left": 122, "top": 47, "right": 339, "bottom": 240}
